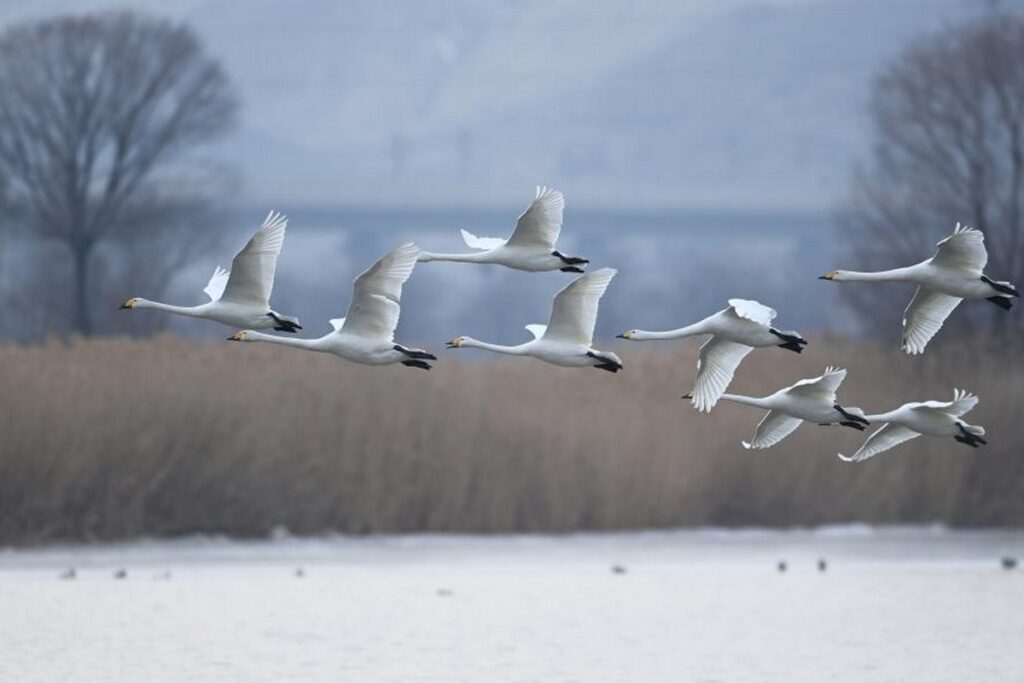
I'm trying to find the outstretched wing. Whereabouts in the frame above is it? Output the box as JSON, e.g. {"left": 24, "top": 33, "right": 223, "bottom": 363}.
{"left": 785, "top": 366, "right": 847, "bottom": 402}
{"left": 931, "top": 223, "right": 987, "bottom": 273}
{"left": 220, "top": 211, "right": 288, "bottom": 307}
{"left": 742, "top": 410, "right": 803, "bottom": 450}
{"left": 689, "top": 337, "right": 754, "bottom": 413}
{"left": 340, "top": 243, "right": 420, "bottom": 341}
{"left": 838, "top": 423, "right": 920, "bottom": 462}
{"left": 203, "top": 266, "right": 230, "bottom": 302}
{"left": 524, "top": 324, "right": 548, "bottom": 339}
{"left": 726, "top": 299, "right": 777, "bottom": 326}
{"left": 460, "top": 229, "right": 506, "bottom": 251}
{"left": 505, "top": 186, "right": 565, "bottom": 248}
{"left": 914, "top": 388, "right": 979, "bottom": 418}
{"left": 329, "top": 318, "right": 346, "bottom": 332}
{"left": 544, "top": 268, "right": 616, "bottom": 345}
{"left": 901, "top": 287, "right": 962, "bottom": 355}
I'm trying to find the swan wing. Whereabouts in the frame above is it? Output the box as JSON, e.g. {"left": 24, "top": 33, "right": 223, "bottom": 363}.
{"left": 544, "top": 268, "right": 616, "bottom": 345}
{"left": 931, "top": 223, "right": 987, "bottom": 273}
{"left": 901, "top": 287, "right": 962, "bottom": 355}
{"left": 524, "top": 324, "right": 548, "bottom": 339}
{"left": 341, "top": 243, "right": 420, "bottom": 341}
{"left": 202, "top": 266, "right": 230, "bottom": 302}
{"left": 329, "top": 317, "right": 346, "bottom": 332}
{"left": 690, "top": 338, "right": 754, "bottom": 412}
{"left": 220, "top": 211, "right": 288, "bottom": 307}
{"left": 913, "top": 388, "right": 979, "bottom": 417}
{"left": 838, "top": 423, "right": 919, "bottom": 462}
{"left": 726, "top": 298, "right": 777, "bottom": 326}
{"left": 742, "top": 410, "right": 802, "bottom": 450}
{"left": 786, "top": 366, "right": 847, "bottom": 401}
{"left": 505, "top": 186, "right": 564, "bottom": 248}
{"left": 460, "top": 229, "right": 506, "bottom": 251}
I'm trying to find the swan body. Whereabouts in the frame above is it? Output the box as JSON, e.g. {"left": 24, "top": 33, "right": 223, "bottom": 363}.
{"left": 121, "top": 211, "right": 301, "bottom": 332}
{"left": 839, "top": 389, "right": 986, "bottom": 462}
{"left": 229, "top": 243, "right": 436, "bottom": 370}
{"left": 419, "top": 187, "right": 589, "bottom": 272}
{"left": 447, "top": 268, "right": 622, "bottom": 372}
{"left": 618, "top": 299, "right": 807, "bottom": 412}
{"left": 821, "top": 223, "right": 1018, "bottom": 354}
{"left": 687, "top": 367, "right": 868, "bottom": 450}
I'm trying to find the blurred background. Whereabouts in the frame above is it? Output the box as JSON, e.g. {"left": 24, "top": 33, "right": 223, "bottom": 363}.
{"left": 1, "top": 0, "right": 1023, "bottom": 543}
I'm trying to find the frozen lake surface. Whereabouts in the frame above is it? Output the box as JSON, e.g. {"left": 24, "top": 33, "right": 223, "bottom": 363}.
{"left": 2, "top": 527, "right": 1023, "bottom": 682}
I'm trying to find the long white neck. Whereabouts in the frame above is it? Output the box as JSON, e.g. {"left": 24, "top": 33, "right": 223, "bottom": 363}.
{"left": 462, "top": 337, "right": 529, "bottom": 355}
{"left": 863, "top": 409, "right": 899, "bottom": 423}
{"left": 419, "top": 251, "right": 493, "bottom": 264}
{"left": 242, "top": 331, "right": 325, "bottom": 351}
{"left": 631, "top": 320, "right": 710, "bottom": 340}
{"left": 134, "top": 299, "right": 203, "bottom": 317}
{"left": 833, "top": 266, "right": 921, "bottom": 283}
{"left": 719, "top": 393, "right": 771, "bottom": 409}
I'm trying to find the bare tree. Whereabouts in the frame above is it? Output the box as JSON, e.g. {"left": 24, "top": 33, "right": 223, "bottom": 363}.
{"left": 0, "top": 11, "right": 238, "bottom": 336}
{"left": 839, "top": 13, "right": 1024, "bottom": 334}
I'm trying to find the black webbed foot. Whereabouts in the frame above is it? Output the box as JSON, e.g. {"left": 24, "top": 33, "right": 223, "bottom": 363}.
{"left": 987, "top": 296, "right": 1013, "bottom": 310}
{"left": 401, "top": 359, "right": 431, "bottom": 371}
{"left": 560, "top": 266, "right": 585, "bottom": 273}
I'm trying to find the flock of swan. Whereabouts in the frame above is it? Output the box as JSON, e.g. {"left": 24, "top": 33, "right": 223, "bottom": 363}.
{"left": 121, "top": 187, "right": 1017, "bottom": 462}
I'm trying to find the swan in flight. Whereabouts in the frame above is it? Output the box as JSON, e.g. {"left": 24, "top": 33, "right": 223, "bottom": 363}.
{"left": 684, "top": 367, "right": 868, "bottom": 450}
{"left": 838, "top": 389, "right": 985, "bottom": 462}
{"left": 228, "top": 243, "right": 436, "bottom": 370}
{"left": 446, "top": 268, "right": 623, "bottom": 372}
{"left": 618, "top": 299, "right": 807, "bottom": 412}
{"left": 418, "top": 186, "right": 589, "bottom": 272}
{"left": 820, "top": 223, "right": 1018, "bottom": 354}
{"left": 120, "top": 211, "right": 301, "bottom": 332}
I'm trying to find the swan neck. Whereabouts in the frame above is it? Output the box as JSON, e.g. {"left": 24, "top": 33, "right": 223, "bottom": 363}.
{"left": 464, "top": 338, "right": 527, "bottom": 355}
{"left": 719, "top": 393, "right": 769, "bottom": 409}
{"left": 835, "top": 266, "right": 919, "bottom": 283}
{"left": 244, "top": 331, "right": 322, "bottom": 350}
{"left": 135, "top": 299, "right": 201, "bottom": 317}
{"left": 420, "top": 251, "right": 491, "bottom": 264}
{"left": 633, "top": 321, "right": 708, "bottom": 340}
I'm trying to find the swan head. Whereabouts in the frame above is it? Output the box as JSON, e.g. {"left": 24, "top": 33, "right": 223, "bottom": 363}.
{"left": 120, "top": 297, "right": 140, "bottom": 309}
{"left": 446, "top": 336, "right": 466, "bottom": 349}
{"left": 616, "top": 330, "right": 637, "bottom": 340}
{"left": 818, "top": 270, "right": 839, "bottom": 281}
{"left": 228, "top": 330, "right": 249, "bottom": 342}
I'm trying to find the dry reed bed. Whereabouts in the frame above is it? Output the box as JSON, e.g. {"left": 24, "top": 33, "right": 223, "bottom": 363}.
{"left": 0, "top": 334, "right": 1021, "bottom": 544}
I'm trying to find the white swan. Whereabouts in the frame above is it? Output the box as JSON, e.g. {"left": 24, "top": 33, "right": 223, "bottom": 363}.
{"left": 618, "top": 299, "right": 807, "bottom": 412}
{"left": 820, "top": 223, "right": 1018, "bottom": 354}
{"left": 684, "top": 367, "right": 869, "bottom": 450}
{"left": 418, "top": 186, "right": 589, "bottom": 272}
{"left": 228, "top": 243, "right": 436, "bottom": 369}
{"left": 446, "top": 268, "right": 623, "bottom": 372}
{"left": 838, "top": 389, "right": 986, "bottom": 462}
{"left": 120, "top": 211, "right": 301, "bottom": 332}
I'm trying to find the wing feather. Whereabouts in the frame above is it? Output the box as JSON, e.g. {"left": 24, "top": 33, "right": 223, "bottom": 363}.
{"left": 931, "top": 223, "right": 987, "bottom": 273}
{"left": 742, "top": 410, "right": 803, "bottom": 450}
{"left": 340, "top": 243, "right": 420, "bottom": 341}
{"left": 460, "top": 229, "right": 506, "bottom": 250}
{"left": 726, "top": 299, "right": 777, "bottom": 326}
{"left": 785, "top": 366, "right": 847, "bottom": 401}
{"left": 505, "top": 186, "right": 564, "bottom": 248}
{"left": 689, "top": 338, "right": 754, "bottom": 413}
{"left": 901, "top": 287, "right": 962, "bottom": 355}
{"left": 525, "top": 324, "right": 548, "bottom": 339}
{"left": 203, "top": 266, "right": 229, "bottom": 302}
{"left": 838, "top": 423, "right": 920, "bottom": 462}
{"left": 220, "top": 211, "right": 288, "bottom": 307}
{"left": 543, "top": 268, "right": 616, "bottom": 345}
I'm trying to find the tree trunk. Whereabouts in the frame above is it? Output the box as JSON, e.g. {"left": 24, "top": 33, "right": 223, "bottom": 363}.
{"left": 71, "top": 243, "right": 92, "bottom": 336}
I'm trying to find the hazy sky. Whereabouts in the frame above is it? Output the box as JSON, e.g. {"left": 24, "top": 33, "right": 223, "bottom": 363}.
{"left": 0, "top": 0, "right": 1011, "bottom": 209}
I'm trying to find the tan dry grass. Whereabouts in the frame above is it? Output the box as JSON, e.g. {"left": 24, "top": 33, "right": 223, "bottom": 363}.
{"left": 0, "top": 333, "right": 1021, "bottom": 543}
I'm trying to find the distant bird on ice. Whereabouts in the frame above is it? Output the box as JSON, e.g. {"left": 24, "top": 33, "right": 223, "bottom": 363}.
{"left": 820, "top": 223, "right": 1018, "bottom": 354}
{"left": 838, "top": 389, "right": 986, "bottom": 462}
{"left": 447, "top": 268, "right": 623, "bottom": 372}
{"left": 617, "top": 299, "right": 807, "bottom": 412}
{"left": 687, "top": 367, "right": 868, "bottom": 450}
{"left": 418, "top": 186, "right": 589, "bottom": 272}
{"left": 229, "top": 243, "right": 436, "bottom": 370}
{"left": 121, "top": 211, "right": 301, "bottom": 332}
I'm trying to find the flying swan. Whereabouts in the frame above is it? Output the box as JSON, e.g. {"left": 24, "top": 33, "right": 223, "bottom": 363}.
{"left": 820, "top": 223, "right": 1018, "bottom": 354}
{"left": 418, "top": 186, "right": 589, "bottom": 272}
{"left": 120, "top": 211, "right": 301, "bottom": 332}
{"left": 228, "top": 243, "right": 436, "bottom": 369}
{"left": 446, "top": 268, "right": 623, "bottom": 372}
{"left": 618, "top": 299, "right": 807, "bottom": 412}
{"left": 838, "top": 389, "right": 986, "bottom": 462}
{"left": 684, "top": 366, "right": 869, "bottom": 450}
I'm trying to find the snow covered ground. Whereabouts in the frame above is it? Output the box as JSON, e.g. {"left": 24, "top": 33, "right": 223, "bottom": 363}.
{"left": 1, "top": 527, "right": 1022, "bottom": 682}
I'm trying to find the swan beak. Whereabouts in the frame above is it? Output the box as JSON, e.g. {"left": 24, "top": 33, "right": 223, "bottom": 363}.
{"left": 120, "top": 298, "right": 136, "bottom": 309}
{"left": 681, "top": 393, "right": 693, "bottom": 400}
{"left": 446, "top": 338, "right": 462, "bottom": 349}
{"left": 819, "top": 271, "right": 836, "bottom": 281}
{"left": 228, "top": 331, "right": 247, "bottom": 342}
{"left": 616, "top": 332, "right": 632, "bottom": 340}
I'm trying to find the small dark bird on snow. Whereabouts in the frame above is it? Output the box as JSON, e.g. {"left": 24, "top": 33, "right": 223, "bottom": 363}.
{"left": 59, "top": 568, "right": 76, "bottom": 580}
{"left": 777, "top": 561, "right": 788, "bottom": 573}
{"left": 1001, "top": 557, "right": 1018, "bottom": 571}
{"left": 818, "top": 559, "right": 828, "bottom": 572}
{"left": 114, "top": 568, "right": 127, "bottom": 579}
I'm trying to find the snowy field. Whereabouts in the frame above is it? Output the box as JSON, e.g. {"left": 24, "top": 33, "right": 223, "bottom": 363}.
{"left": 1, "top": 527, "right": 1022, "bottom": 682}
